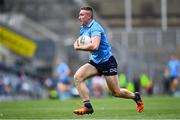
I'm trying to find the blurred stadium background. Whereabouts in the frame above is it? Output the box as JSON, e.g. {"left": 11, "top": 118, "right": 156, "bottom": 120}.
{"left": 0, "top": 0, "right": 180, "bottom": 101}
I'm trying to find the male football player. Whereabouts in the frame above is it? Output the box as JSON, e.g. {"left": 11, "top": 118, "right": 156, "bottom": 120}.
{"left": 73, "top": 6, "right": 144, "bottom": 115}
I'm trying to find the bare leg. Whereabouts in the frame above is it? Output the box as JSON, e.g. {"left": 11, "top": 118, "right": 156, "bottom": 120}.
{"left": 74, "top": 63, "right": 98, "bottom": 101}
{"left": 105, "top": 75, "right": 144, "bottom": 112}
{"left": 104, "top": 75, "right": 135, "bottom": 99}
{"left": 73, "top": 63, "right": 98, "bottom": 115}
{"left": 171, "top": 78, "right": 178, "bottom": 94}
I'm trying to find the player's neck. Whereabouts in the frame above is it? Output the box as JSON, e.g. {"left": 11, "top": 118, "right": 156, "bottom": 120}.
{"left": 83, "top": 19, "right": 93, "bottom": 27}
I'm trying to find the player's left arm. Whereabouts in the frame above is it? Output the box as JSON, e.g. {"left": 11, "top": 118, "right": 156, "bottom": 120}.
{"left": 74, "top": 36, "right": 100, "bottom": 51}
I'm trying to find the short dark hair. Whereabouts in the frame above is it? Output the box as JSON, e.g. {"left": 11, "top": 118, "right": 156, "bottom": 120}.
{"left": 80, "top": 6, "right": 93, "bottom": 11}
{"left": 80, "top": 6, "right": 93, "bottom": 18}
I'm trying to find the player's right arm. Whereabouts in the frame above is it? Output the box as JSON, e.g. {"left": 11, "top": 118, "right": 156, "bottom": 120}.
{"left": 74, "top": 36, "right": 100, "bottom": 51}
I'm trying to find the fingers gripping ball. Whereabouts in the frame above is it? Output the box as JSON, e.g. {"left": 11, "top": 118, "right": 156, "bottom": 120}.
{"left": 77, "top": 36, "right": 92, "bottom": 45}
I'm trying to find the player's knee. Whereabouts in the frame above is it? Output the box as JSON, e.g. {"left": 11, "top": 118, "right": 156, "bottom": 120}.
{"left": 74, "top": 74, "right": 84, "bottom": 83}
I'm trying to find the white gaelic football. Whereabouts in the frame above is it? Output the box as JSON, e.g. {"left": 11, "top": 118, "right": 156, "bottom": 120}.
{"left": 77, "top": 35, "right": 92, "bottom": 45}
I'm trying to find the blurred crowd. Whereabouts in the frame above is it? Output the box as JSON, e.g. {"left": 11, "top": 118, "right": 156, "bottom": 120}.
{"left": 0, "top": 69, "right": 45, "bottom": 101}
{"left": 1, "top": 54, "right": 180, "bottom": 101}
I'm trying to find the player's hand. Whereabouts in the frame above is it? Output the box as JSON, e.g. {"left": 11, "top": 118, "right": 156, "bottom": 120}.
{"left": 74, "top": 40, "right": 80, "bottom": 50}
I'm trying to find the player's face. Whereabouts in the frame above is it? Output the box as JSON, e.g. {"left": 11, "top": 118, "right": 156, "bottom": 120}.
{"left": 79, "top": 10, "right": 91, "bottom": 26}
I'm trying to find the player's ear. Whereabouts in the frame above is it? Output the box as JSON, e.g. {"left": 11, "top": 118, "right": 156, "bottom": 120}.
{"left": 87, "top": 12, "right": 92, "bottom": 20}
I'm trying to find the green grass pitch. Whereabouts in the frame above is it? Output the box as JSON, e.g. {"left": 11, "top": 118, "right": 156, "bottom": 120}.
{"left": 0, "top": 96, "right": 180, "bottom": 119}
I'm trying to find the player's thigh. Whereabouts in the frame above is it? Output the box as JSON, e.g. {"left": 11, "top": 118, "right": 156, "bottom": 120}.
{"left": 74, "top": 63, "right": 98, "bottom": 82}
{"left": 104, "top": 75, "right": 120, "bottom": 93}
{"left": 172, "top": 78, "right": 178, "bottom": 85}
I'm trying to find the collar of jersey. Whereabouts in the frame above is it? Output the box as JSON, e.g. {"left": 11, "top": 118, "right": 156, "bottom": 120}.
{"left": 82, "top": 19, "right": 94, "bottom": 28}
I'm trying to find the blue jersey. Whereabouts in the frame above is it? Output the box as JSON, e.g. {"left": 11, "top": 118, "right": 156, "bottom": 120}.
{"left": 80, "top": 19, "right": 112, "bottom": 64}
{"left": 56, "top": 63, "right": 69, "bottom": 80}
{"left": 168, "top": 59, "right": 180, "bottom": 77}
